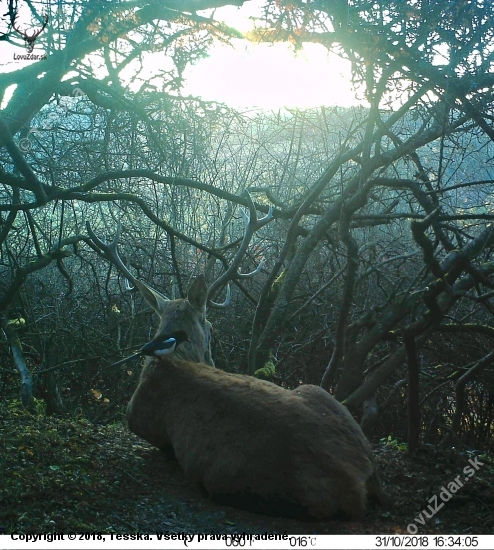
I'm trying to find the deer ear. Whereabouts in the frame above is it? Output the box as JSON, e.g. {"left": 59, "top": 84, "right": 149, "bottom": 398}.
{"left": 134, "top": 280, "right": 169, "bottom": 315}
{"left": 188, "top": 275, "right": 208, "bottom": 311}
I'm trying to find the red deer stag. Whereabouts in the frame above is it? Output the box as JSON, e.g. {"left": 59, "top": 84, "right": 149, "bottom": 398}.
{"left": 87, "top": 199, "right": 385, "bottom": 520}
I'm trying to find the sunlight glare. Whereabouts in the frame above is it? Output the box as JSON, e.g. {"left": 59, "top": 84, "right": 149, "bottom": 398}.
{"left": 182, "top": 1, "right": 360, "bottom": 110}
{"left": 183, "top": 41, "right": 359, "bottom": 110}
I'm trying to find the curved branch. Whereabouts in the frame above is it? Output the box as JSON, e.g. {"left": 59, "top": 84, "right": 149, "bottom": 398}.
{"left": 0, "top": 119, "right": 49, "bottom": 205}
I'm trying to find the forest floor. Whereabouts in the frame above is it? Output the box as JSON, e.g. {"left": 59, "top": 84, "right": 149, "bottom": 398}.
{"left": 1, "top": 401, "right": 493, "bottom": 536}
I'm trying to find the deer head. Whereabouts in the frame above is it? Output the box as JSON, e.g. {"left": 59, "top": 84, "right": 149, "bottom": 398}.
{"left": 86, "top": 191, "right": 273, "bottom": 365}
{"left": 12, "top": 9, "right": 49, "bottom": 53}
{"left": 87, "top": 223, "right": 213, "bottom": 364}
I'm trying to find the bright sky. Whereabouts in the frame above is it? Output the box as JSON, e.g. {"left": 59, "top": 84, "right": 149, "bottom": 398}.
{"left": 182, "top": 2, "right": 360, "bottom": 110}
{"left": 0, "top": 1, "right": 361, "bottom": 112}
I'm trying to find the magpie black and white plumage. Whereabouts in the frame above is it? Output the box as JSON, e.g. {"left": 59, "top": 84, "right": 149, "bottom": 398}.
{"left": 140, "top": 330, "right": 190, "bottom": 357}
{"left": 108, "top": 330, "right": 190, "bottom": 368}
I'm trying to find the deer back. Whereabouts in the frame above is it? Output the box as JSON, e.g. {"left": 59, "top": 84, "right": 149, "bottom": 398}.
{"left": 126, "top": 354, "right": 383, "bottom": 519}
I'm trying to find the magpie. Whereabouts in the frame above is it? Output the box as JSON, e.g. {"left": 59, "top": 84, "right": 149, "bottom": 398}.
{"left": 140, "top": 330, "right": 190, "bottom": 357}
{"left": 108, "top": 330, "right": 190, "bottom": 368}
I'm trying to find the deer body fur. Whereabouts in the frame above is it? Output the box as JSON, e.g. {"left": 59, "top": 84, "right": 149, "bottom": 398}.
{"left": 127, "top": 355, "right": 379, "bottom": 518}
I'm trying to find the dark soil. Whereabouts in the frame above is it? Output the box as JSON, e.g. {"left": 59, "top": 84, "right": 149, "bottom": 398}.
{"left": 1, "top": 402, "right": 492, "bottom": 535}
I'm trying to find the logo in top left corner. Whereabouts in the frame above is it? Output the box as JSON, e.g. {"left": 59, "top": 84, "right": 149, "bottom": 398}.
{"left": 1, "top": 0, "right": 49, "bottom": 53}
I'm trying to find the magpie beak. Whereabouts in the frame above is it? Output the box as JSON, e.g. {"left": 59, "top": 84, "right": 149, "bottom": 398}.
{"left": 140, "top": 330, "right": 190, "bottom": 358}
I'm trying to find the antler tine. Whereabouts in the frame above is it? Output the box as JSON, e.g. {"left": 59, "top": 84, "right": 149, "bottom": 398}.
{"left": 205, "top": 201, "right": 233, "bottom": 284}
{"left": 237, "top": 257, "right": 266, "bottom": 279}
{"left": 259, "top": 205, "right": 274, "bottom": 225}
{"left": 208, "top": 284, "right": 231, "bottom": 309}
{"left": 86, "top": 221, "right": 143, "bottom": 292}
{"left": 207, "top": 192, "right": 273, "bottom": 308}
{"left": 206, "top": 202, "right": 234, "bottom": 308}
{"left": 240, "top": 190, "right": 274, "bottom": 231}
{"left": 242, "top": 189, "right": 258, "bottom": 224}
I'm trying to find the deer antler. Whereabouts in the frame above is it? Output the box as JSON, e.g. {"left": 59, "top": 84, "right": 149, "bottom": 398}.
{"left": 86, "top": 194, "right": 273, "bottom": 312}
{"left": 86, "top": 221, "right": 169, "bottom": 301}
{"left": 205, "top": 201, "right": 233, "bottom": 284}
{"left": 207, "top": 191, "right": 273, "bottom": 307}
{"left": 12, "top": 11, "right": 48, "bottom": 53}
{"left": 205, "top": 202, "right": 233, "bottom": 309}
